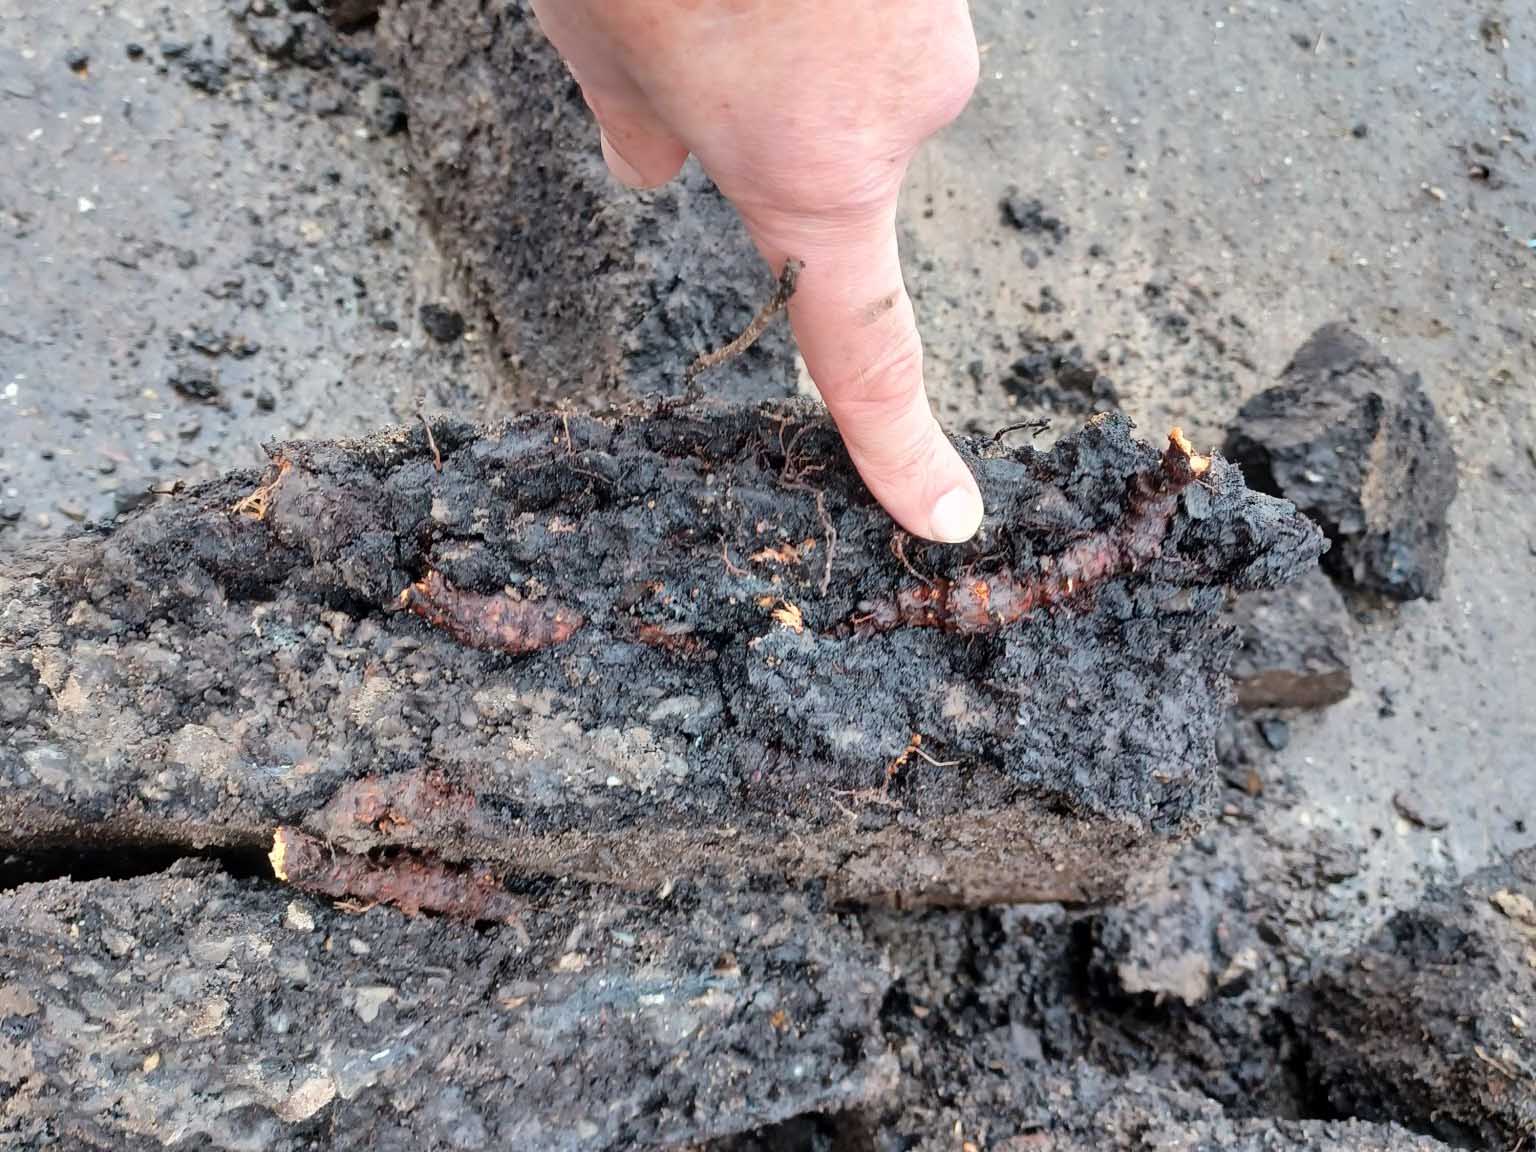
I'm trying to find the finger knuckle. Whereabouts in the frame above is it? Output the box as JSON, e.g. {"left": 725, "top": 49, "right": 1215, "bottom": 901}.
{"left": 912, "top": 11, "right": 979, "bottom": 130}
{"left": 940, "top": 35, "right": 981, "bottom": 118}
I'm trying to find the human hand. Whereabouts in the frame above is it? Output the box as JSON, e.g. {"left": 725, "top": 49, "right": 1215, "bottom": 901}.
{"left": 530, "top": 0, "right": 984, "bottom": 542}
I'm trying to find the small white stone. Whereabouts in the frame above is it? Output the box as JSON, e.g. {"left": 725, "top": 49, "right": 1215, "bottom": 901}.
{"left": 77, "top": 197, "right": 95, "bottom": 214}
{"left": 353, "top": 985, "right": 395, "bottom": 1023}
{"left": 284, "top": 901, "right": 316, "bottom": 932}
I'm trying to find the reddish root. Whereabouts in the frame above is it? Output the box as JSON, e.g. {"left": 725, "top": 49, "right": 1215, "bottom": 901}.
{"left": 270, "top": 827, "right": 523, "bottom": 924}
{"left": 855, "top": 430, "right": 1213, "bottom": 636}
{"left": 318, "top": 769, "right": 476, "bottom": 843}
{"left": 634, "top": 621, "right": 716, "bottom": 661}
{"left": 399, "top": 570, "right": 583, "bottom": 654}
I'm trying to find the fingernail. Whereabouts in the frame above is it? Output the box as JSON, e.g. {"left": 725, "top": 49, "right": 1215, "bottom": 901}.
{"left": 599, "top": 130, "right": 646, "bottom": 188}
{"left": 929, "top": 486, "right": 984, "bottom": 543}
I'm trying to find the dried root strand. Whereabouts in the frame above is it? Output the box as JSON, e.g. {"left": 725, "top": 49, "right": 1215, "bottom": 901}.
{"left": 230, "top": 458, "right": 292, "bottom": 522}
{"left": 399, "top": 569, "right": 583, "bottom": 654}
{"left": 634, "top": 621, "right": 716, "bottom": 661}
{"left": 856, "top": 429, "right": 1213, "bottom": 636}
{"left": 418, "top": 411, "right": 443, "bottom": 472}
{"left": 270, "top": 827, "right": 524, "bottom": 923}
{"left": 685, "top": 259, "right": 802, "bottom": 383}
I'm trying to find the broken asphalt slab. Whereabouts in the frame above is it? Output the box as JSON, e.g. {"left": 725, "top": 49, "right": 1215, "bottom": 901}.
{"left": 0, "top": 404, "right": 1321, "bottom": 909}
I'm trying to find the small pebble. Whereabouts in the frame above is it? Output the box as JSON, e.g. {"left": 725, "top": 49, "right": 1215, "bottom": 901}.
{"left": 353, "top": 985, "right": 395, "bottom": 1023}
{"left": 1257, "top": 718, "right": 1291, "bottom": 751}
{"left": 168, "top": 362, "right": 220, "bottom": 402}
{"left": 125, "top": 42, "right": 145, "bottom": 60}
{"left": 1392, "top": 790, "right": 1449, "bottom": 832}
{"left": 65, "top": 48, "right": 90, "bottom": 73}
{"left": 419, "top": 303, "right": 465, "bottom": 343}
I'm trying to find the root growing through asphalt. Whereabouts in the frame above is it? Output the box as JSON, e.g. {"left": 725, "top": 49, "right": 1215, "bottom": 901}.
{"left": 854, "top": 429, "right": 1212, "bottom": 635}
{"left": 270, "top": 827, "right": 524, "bottom": 923}
{"left": 397, "top": 570, "right": 584, "bottom": 654}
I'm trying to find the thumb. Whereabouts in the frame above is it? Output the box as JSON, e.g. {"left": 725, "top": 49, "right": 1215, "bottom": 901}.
{"left": 592, "top": 108, "right": 689, "bottom": 190}
{"left": 565, "top": 67, "right": 690, "bottom": 189}
{"left": 750, "top": 211, "right": 983, "bottom": 543}
{"left": 528, "top": 2, "right": 689, "bottom": 190}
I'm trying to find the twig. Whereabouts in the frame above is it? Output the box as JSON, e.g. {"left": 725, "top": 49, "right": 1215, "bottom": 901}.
{"left": 1473, "top": 1044, "right": 1529, "bottom": 1082}
{"left": 418, "top": 411, "right": 443, "bottom": 472}
{"left": 686, "top": 259, "right": 802, "bottom": 383}
{"left": 990, "top": 419, "right": 1051, "bottom": 445}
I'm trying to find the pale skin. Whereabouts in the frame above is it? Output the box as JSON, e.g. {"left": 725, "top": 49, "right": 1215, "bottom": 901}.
{"left": 529, "top": 0, "right": 985, "bottom": 543}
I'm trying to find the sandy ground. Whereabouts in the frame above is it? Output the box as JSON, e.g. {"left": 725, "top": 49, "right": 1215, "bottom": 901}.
{"left": 0, "top": 0, "right": 498, "bottom": 537}
{"left": 2, "top": 0, "right": 1533, "bottom": 969}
